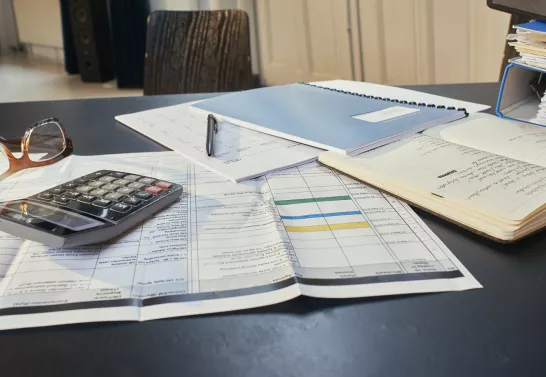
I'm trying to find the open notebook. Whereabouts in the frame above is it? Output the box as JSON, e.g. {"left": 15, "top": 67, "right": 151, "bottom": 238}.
{"left": 319, "top": 113, "right": 546, "bottom": 242}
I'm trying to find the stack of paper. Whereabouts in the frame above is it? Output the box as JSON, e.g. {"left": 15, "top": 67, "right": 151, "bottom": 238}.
{"left": 537, "top": 94, "right": 546, "bottom": 125}
{"left": 507, "top": 21, "right": 546, "bottom": 70}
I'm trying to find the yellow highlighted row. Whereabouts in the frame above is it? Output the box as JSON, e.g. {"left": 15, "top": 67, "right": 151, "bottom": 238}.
{"left": 284, "top": 222, "right": 370, "bottom": 233}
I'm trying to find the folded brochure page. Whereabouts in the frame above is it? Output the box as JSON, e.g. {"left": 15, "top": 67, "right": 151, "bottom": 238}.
{"left": 0, "top": 152, "right": 480, "bottom": 330}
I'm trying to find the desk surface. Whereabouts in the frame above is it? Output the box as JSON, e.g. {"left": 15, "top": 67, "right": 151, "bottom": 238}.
{"left": 2, "top": 83, "right": 546, "bottom": 377}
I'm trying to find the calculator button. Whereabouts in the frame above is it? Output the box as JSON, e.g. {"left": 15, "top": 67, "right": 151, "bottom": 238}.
{"left": 74, "top": 178, "right": 89, "bottom": 185}
{"left": 76, "top": 186, "right": 93, "bottom": 194}
{"left": 139, "top": 177, "right": 156, "bottom": 185}
{"left": 123, "top": 196, "right": 142, "bottom": 206}
{"left": 124, "top": 174, "right": 141, "bottom": 181}
{"left": 104, "top": 192, "right": 126, "bottom": 202}
{"left": 88, "top": 181, "right": 105, "bottom": 188}
{"left": 38, "top": 193, "right": 54, "bottom": 201}
{"left": 109, "top": 172, "right": 127, "bottom": 178}
{"left": 117, "top": 187, "right": 135, "bottom": 195}
{"left": 84, "top": 171, "right": 109, "bottom": 179}
{"left": 93, "top": 198, "right": 112, "bottom": 208}
{"left": 90, "top": 189, "right": 109, "bottom": 197}
{"left": 113, "top": 179, "right": 130, "bottom": 186}
{"left": 65, "top": 191, "right": 81, "bottom": 199}
{"left": 99, "top": 176, "right": 116, "bottom": 183}
{"left": 78, "top": 195, "right": 96, "bottom": 203}
{"left": 155, "top": 181, "right": 173, "bottom": 190}
{"left": 63, "top": 182, "right": 78, "bottom": 189}
{"left": 102, "top": 183, "right": 119, "bottom": 191}
{"left": 50, "top": 188, "right": 66, "bottom": 195}
{"left": 54, "top": 196, "right": 70, "bottom": 205}
{"left": 111, "top": 203, "right": 131, "bottom": 213}
{"left": 128, "top": 182, "right": 146, "bottom": 190}
{"left": 135, "top": 191, "right": 152, "bottom": 200}
{"left": 145, "top": 186, "right": 163, "bottom": 195}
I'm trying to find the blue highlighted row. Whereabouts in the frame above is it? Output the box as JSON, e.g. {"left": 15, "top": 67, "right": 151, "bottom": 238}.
{"left": 280, "top": 211, "right": 362, "bottom": 220}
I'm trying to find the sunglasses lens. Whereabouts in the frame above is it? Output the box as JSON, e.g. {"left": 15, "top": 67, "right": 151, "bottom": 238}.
{"left": 28, "top": 121, "right": 66, "bottom": 162}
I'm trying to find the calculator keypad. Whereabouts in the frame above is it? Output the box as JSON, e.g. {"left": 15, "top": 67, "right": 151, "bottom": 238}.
{"left": 144, "top": 186, "right": 162, "bottom": 195}
{"left": 54, "top": 196, "right": 70, "bottom": 204}
{"left": 63, "top": 183, "right": 78, "bottom": 190}
{"left": 50, "top": 188, "right": 66, "bottom": 195}
{"left": 104, "top": 192, "right": 125, "bottom": 202}
{"left": 99, "top": 176, "right": 116, "bottom": 183}
{"left": 88, "top": 181, "right": 105, "bottom": 188}
{"left": 117, "top": 187, "right": 134, "bottom": 195}
{"left": 113, "top": 179, "right": 130, "bottom": 186}
{"left": 134, "top": 191, "right": 152, "bottom": 200}
{"left": 109, "top": 172, "right": 127, "bottom": 178}
{"left": 76, "top": 186, "right": 93, "bottom": 194}
{"left": 93, "top": 198, "right": 112, "bottom": 208}
{"left": 128, "top": 182, "right": 146, "bottom": 190}
{"left": 30, "top": 170, "right": 179, "bottom": 224}
{"left": 38, "top": 193, "right": 54, "bottom": 201}
{"left": 65, "top": 191, "right": 81, "bottom": 199}
{"left": 139, "top": 177, "right": 156, "bottom": 185}
{"left": 111, "top": 203, "right": 130, "bottom": 213}
{"left": 102, "top": 183, "right": 119, "bottom": 191}
{"left": 123, "top": 196, "right": 142, "bottom": 206}
{"left": 78, "top": 195, "right": 96, "bottom": 203}
{"left": 90, "top": 189, "right": 109, "bottom": 197}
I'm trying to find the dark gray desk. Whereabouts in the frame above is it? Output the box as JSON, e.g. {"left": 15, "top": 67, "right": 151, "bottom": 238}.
{"left": 2, "top": 83, "right": 546, "bottom": 377}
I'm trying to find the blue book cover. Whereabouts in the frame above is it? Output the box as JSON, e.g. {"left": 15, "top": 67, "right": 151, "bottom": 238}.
{"left": 516, "top": 20, "right": 546, "bottom": 34}
{"left": 192, "top": 83, "right": 466, "bottom": 155}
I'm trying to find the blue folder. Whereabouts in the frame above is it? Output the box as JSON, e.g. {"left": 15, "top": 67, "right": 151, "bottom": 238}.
{"left": 192, "top": 83, "right": 467, "bottom": 155}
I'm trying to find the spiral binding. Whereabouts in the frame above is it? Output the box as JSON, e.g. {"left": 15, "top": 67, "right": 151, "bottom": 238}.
{"left": 298, "top": 82, "right": 469, "bottom": 117}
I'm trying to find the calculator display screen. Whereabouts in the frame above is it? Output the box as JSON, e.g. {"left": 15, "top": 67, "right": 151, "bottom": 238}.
{"left": 0, "top": 201, "right": 103, "bottom": 231}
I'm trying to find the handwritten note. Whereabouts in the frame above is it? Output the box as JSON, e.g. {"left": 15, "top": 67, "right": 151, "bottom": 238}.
{"left": 342, "top": 134, "right": 546, "bottom": 220}
{"left": 424, "top": 114, "right": 546, "bottom": 167}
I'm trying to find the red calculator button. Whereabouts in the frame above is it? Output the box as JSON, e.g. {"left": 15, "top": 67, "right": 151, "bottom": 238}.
{"left": 155, "top": 181, "right": 173, "bottom": 190}
{"left": 144, "top": 186, "right": 163, "bottom": 195}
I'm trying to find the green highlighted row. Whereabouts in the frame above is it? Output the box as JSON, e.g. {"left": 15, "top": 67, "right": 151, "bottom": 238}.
{"left": 274, "top": 196, "right": 351, "bottom": 206}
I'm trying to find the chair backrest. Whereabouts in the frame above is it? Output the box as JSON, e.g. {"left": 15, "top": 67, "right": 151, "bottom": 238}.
{"left": 144, "top": 10, "right": 254, "bottom": 95}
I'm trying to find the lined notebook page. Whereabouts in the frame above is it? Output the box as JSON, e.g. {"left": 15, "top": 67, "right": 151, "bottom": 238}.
{"left": 320, "top": 134, "right": 546, "bottom": 221}
{"left": 424, "top": 113, "right": 546, "bottom": 167}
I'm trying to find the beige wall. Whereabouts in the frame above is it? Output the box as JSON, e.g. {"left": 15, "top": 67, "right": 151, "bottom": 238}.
{"left": 358, "top": 0, "right": 511, "bottom": 85}
{"left": 257, "top": 0, "right": 511, "bottom": 85}
{"left": 13, "top": 0, "right": 63, "bottom": 48}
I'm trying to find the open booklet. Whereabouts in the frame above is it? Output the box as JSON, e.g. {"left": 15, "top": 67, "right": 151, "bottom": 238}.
{"left": 319, "top": 113, "right": 546, "bottom": 242}
{"left": 0, "top": 152, "right": 480, "bottom": 330}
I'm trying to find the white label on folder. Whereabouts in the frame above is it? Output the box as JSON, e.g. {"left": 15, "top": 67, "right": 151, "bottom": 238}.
{"left": 352, "top": 106, "right": 420, "bottom": 123}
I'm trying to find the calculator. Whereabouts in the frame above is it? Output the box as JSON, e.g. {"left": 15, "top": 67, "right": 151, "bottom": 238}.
{"left": 0, "top": 170, "right": 183, "bottom": 247}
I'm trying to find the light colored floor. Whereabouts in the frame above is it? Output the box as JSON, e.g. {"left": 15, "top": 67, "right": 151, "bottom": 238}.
{"left": 0, "top": 54, "right": 143, "bottom": 103}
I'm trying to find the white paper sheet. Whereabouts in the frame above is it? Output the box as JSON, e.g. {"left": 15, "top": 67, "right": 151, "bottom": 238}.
{"left": 311, "top": 80, "right": 490, "bottom": 114}
{"left": 115, "top": 102, "right": 320, "bottom": 182}
{"left": 0, "top": 152, "right": 481, "bottom": 330}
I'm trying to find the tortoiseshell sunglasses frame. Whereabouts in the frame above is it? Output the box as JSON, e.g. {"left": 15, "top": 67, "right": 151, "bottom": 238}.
{"left": 0, "top": 118, "right": 73, "bottom": 180}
